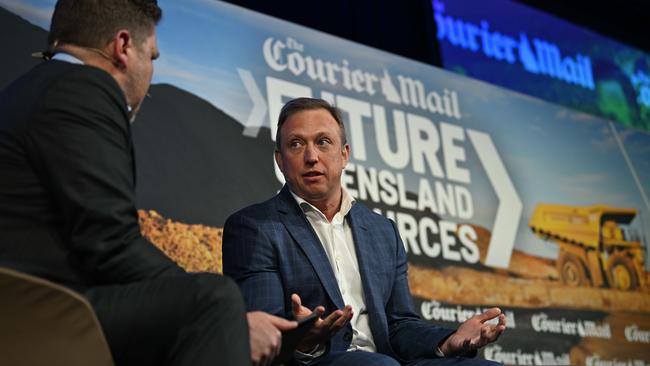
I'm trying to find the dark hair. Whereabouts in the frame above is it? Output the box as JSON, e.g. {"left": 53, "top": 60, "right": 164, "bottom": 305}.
{"left": 48, "top": 0, "right": 162, "bottom": 51}
{"left": 275, "top": 98, "right": 347, "bottom": 151}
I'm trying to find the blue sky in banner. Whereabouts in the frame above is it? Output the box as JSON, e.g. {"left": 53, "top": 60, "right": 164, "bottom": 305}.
{"left": 3, "top": 0, "right": 650, "bottom": 263}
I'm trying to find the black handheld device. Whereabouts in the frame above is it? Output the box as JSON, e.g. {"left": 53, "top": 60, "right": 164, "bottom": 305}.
{"left": 271, "top": 312, "right": 319, "bottom": 366}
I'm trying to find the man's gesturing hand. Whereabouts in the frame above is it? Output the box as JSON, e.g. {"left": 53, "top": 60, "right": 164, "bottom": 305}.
{"left": 291, "top": 293, "right": 353, "bottom": 353}
{"left": 247, "top": 311, "right": 297, "bottom": 366}
{"left": 439, "top": 307, "right": 506, "bottom": 357}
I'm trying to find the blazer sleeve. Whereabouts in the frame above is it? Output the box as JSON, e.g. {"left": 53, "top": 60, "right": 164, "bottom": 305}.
{"left": 24, "top": 67, "right": 182, "bottom": 284}
{"left": 222, "top": 210, "right": 287, "bottom": 315}
{"left": 385, "top": 219, "right": 455, "bottom": 360}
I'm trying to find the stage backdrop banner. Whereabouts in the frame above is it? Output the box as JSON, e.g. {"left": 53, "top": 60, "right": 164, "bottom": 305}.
{"left": 1, "top": 1, "right": 649, "bottom": 364}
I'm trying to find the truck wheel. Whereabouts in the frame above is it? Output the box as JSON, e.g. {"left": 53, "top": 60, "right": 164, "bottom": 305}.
{"left": 606, "top": 254, "right": 639, "bottom": 291}
{"left": 557, "top": 252, "right": 591, "bottom": 287}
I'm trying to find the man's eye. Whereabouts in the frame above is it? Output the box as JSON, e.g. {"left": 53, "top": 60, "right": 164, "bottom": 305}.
{"left": 289, "top": 140, "right": 302, "bottom": 148}
{"left": 318, "top": 138, "right": 331, "bottom": 146}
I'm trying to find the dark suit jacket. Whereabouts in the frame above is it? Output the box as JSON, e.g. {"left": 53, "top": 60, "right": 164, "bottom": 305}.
{"left": 223, "top": 185, "right": 454, "bottom": 362}
{"left": 0, "top": 60, "right": 182, "bottom": 287}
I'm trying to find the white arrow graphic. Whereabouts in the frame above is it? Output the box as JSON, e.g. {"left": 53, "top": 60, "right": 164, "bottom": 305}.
{"left": 467, "top": 129, "right": 522, "bottom": 268}
{"left": 237, "top": 68, "right": 268, "bottom": 138}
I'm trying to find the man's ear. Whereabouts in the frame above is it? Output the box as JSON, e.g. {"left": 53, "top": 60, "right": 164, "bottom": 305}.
{"left": 111, "top": 29, "right": 132, "bottom": 69}
{"left": 274, "top": 150, "right": 284, "bottom": 173}
{"left": 342, "top": 143, "right": 350, "bottom": 168}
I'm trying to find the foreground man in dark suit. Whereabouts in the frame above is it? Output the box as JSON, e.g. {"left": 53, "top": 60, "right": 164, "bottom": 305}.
{"left": 0, "top": 1, "right": 295, "bottom": 365}
{"left": 223, "top": 98, "right": 506, "bottom": 365}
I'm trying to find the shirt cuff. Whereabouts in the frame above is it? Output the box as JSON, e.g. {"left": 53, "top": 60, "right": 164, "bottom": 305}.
{"left": 294, "top": 343, "right": 326, "bottom": 364}
{"left": 434, "top": 346, "right": 446, "bottom": 358}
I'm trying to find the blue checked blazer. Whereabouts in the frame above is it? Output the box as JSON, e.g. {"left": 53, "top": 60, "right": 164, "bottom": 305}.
{"left": 222, "top": 185, "right": 454, "bottom": 361}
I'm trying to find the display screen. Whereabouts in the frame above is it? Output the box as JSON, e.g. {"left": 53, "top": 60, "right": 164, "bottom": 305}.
{"left": 433, "top": 0, "right": 650, "bottom": 131}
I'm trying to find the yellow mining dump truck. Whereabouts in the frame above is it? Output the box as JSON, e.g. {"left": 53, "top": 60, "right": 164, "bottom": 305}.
{"left": 529, "top": 204, "right": 646, "bottom": 291}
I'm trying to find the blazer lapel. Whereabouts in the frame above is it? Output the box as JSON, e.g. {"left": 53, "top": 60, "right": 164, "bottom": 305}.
{"left": 348, "top": 205, "right": 379, "bottom": 302}
{"left": 276, "top": 187, "right": 345, "bottom": 309}
{"left": 347, "top": 205, "right": 390, "bottom": 348}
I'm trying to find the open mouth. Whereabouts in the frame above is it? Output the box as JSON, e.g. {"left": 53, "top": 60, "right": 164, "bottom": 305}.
{"left": 303, "top": 171, "right": 324, "bottom": 179}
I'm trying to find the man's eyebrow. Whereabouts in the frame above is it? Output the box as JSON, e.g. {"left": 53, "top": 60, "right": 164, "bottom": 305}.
{"left": 286, "top": 133, "right": 304, "bottom": 140}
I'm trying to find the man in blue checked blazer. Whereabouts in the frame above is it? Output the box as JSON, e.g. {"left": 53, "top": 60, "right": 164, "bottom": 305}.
{"left": 223, "top": 98, "right": 505, "bottom": 366}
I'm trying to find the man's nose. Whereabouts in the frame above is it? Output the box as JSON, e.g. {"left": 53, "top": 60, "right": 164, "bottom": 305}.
{"left": 304, "top": 144, "right": 318, "bottom": 164}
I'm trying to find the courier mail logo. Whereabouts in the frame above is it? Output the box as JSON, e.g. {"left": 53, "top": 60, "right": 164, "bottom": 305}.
{"left": 261, "top": 36, "right": 462, "bottom": 120}
{"left": 433, "top": 0, "right": 595, "bottom": 91}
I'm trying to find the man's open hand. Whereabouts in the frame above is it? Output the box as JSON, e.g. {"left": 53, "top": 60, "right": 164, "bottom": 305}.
{"left": 439, "top": 307, "right": 506, "bottom": 357}
{"left": 291, "top": 293, "right": 353, "bottom": 352}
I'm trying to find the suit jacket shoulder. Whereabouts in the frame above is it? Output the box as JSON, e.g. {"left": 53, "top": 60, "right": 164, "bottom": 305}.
{"left": 349, "top": 201, "right": 394, "bottom": 226}
{"left": 0, "top": 60, "right": 181, "bottom": 285}
{"left": 2, "top": 61, "right": 127, "bottom": 125}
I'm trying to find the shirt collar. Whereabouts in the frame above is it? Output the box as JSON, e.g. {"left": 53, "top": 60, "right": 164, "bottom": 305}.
{"left": 290, "top": 187, "right": 356, "bottom": 219}
{"left": 51, "top": 52, "right": 83, "bottom": 64}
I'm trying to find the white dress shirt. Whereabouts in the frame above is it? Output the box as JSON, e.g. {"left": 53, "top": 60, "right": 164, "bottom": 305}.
{"left": 291, "top": 188, "right": 376, "bottom": 352}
